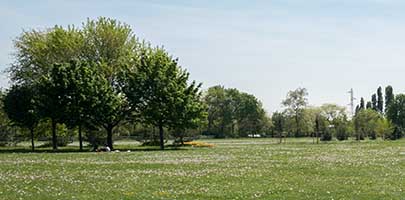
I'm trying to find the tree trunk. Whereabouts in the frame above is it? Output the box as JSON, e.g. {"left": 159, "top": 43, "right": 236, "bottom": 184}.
{"left": 106, "top": 125, "right": 114, "bottom": 150}
{"left": 159, "top": 123, "right": 164, "bottom": 150}
{"left": 78, "top": 124, "right": 83, "bottom": 151}
{"left": 295, "top": 114, "right": 299, "bottom": 137}
{"left": 313, "top": 133, "right": 315, "bottom": 144}
{"left": 180, "top": 136, "right": 184, "bottom": 146}
{"left": 51, "top": 119, "right": 57, "bottom": 150}
{"left": 30, "top": 127, "right": 35, "bottom": 152}
{"left": 208, "top": 118, "right": 212, "bottom": 133}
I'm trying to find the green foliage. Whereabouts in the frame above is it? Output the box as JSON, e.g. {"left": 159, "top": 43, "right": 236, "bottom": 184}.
{"left": 203, "top": 85, "right": 268, "bottom": 138}
{"left": 334, "top": 114, "right": 352, "bottom": 141}
{"left": 371, "top": 94, "right": 377, "bottom": 111}
{"left": 386, "top": 94, "right": 405, "bottom": 140}
{"left": 385, "top": 85, "right": 394, "bottom": 113}
{"left": 8, "top": 17, "right": 142, "bottom": 150}
{"left": 377, "top": 86, "right": 384, "bottom": 113}
{"left": 320, "top": 126, "right": 333, "bottom": 141}
{"left": 123, "top": 47, "right": 206, "bottom": 149}
{"left": 80, "top": 17, "right": 140, "bottom": 149}
{"left": 203, "top": 86, "right": 229, "bottom": 138}
{"left": 360, "top": 97, "right": 365, "bottom": 110}
{"left": 375, "top": 118, "right": 393, "bottom": 140}
{"left": 335, "top": 122, "right": 349, "bottom": 141}
{"left": 3, "top": 85, "right": 39, "bottom": 150}
{"left": 272, "top": 111, "right": 285, "bottom": 142}
{"left": 353, "top": 109, "right": 380, "bottom": 140}
{"left": 282, "top": 87, "right": 308, "bottom": 137}
{"left": 3, "top": 85, "right": 38, "bottom": 131}
{"left": 366, "top": 101, "right": 372, "bottom": 109}
{"left": 10, "top": 25, "right": 83, "bottom": 84}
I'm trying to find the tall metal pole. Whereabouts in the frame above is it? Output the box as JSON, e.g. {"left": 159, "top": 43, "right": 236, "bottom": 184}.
{"left": 348, "top": 88, "right": 356, "bottom": 117}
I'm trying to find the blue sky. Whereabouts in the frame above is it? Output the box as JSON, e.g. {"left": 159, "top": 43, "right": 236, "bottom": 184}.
{"left": 2, "top": 0, "right": 405, "bottom": 113}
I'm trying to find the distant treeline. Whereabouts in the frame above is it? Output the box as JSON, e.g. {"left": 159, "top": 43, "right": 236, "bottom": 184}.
{"left": 271, "top": 86, "right": 404, "bottom": 143}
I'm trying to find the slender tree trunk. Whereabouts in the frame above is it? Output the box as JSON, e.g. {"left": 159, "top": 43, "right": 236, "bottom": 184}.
{"left": 106, "top": 125, "right": 114, "bottom": 150}
{"left": 207, "top": 118, "right": 212, "bottom": 134}
{"left": 284, "top": 132, "right": 287, "bottom": 143}
{"left": 231, "top": 123, "right": 234, "bottom": 136}
{"left": 220, "top": 122, "right": 225, "bottom": 138}
{"left": 51, "top": 119, "right": 57, "bottom": 150}
{"left": 313, "top": 133, "right": 315, "bottom": 144}
{"left": 78, "top": 124, "right": 83, "bottom": 151}
{"left": 30, "top": 127, "right": 35, "bottom": 152}
{"left": 159, "top": 123, "right": 164, "bottom": 150}
{"left": 295, "top": 114, "right": 299, "bottom": 137}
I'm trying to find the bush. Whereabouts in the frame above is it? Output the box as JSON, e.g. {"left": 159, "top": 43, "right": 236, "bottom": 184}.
{"left": 390, "top": 127, "right": 403, "bottom": 140}
{"left": 320, "top": 129, "right": 332, "bottom": 141}
{"left": 184, "top": 141, "right": 214, "bottom": 148}
{"left": 368, "top": 130, "right": 377, "bottom": 140}
{"left": 335, "top": 124, "right": 349, "bottom": 141}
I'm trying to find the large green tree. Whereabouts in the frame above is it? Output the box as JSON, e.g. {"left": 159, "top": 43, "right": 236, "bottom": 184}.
{"left": 236, "top": 93, "right": 267, "bottom": 137}
{"left": 202, "top": 86, "right": 267, "bottom": 138}
{"left": 3, "top": 85, "right": 39, "bottom": 151}
{"left": 203, "top": 86, "right": 234, "bottom": 137}
{"left": 80, "top": 17, "right": 140, "bottom": 149}
{"left": 386, "top": 94, "right": 405, "bottom": 140}
{"left": 37, "top": 63, "right": 73, "bottom": 150}
{"left": 8, "top": 17, "right": 141, "bottom": 150}
{"left": 282, "top": 88, "right": 308, "bottom": 137}
{"left": 46, "top": 60, "right": 112, "bottom": 150}
{"left": 353, "top": 109, "right": 380, "bottom": 140}
{"left": 123, "top": 47, "right": 204, "bottom": 150}
{"left": 170, "top": 82, "right": 207, "bottom": 145}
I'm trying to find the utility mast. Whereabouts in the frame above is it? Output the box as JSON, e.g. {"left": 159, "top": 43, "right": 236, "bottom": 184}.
{"left": 348, "top": 88, "right": 356, "bottom": 117}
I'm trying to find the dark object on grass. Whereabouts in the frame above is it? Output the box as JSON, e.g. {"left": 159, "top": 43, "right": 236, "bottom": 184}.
{"left": 96, "top": 145, "right": 111, "bottom": 152}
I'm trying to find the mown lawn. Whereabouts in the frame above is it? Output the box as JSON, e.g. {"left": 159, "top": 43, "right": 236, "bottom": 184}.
{"left": 1, "top": 138, "right": 405, "bottom": 199}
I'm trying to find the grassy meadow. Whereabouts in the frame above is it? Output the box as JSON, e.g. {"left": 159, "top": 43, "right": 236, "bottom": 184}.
{"left": 1, "top": 138, "right": 405, "bottom": 199}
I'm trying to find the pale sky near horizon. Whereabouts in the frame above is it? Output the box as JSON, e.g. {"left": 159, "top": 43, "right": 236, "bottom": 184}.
{"left": 1, "top": 0, "right": 405, "bottom": 114}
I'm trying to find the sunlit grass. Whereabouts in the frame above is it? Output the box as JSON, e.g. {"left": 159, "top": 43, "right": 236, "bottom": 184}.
{"left": 1, "top": 138, "right": 405, "bottom": 199}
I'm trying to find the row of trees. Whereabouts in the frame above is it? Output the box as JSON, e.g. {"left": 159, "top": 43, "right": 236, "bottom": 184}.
{"left": 3, "top": 17, "right": 206, "bottom": 150}
{"left": 353, "top": 85, "right": 405, "bottom": 140}
{"left": 272, "top": 88, "right": 351, "bottom": 142}
{"left": 2, "top": 17, "right": 271, "bottom": 151}
{"left": 272, "top": 86, "right": 405, "bottom": 142}
{"left": 4, "top": 17, "right": 405, "bottom": 152}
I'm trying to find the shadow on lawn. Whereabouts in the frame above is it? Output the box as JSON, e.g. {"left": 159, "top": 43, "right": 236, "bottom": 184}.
{"left": 0, "top": 146, "right": 190, "bottom": 154}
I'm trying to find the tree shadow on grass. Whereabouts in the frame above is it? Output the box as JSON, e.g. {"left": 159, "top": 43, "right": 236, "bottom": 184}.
{"left": 0, "top": 146, "right": 191, "bottom": 154}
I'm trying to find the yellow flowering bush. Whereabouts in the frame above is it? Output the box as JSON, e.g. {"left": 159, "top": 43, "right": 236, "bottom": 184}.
{"left": 184, "top": 141, "right": 215, "bottom": 148}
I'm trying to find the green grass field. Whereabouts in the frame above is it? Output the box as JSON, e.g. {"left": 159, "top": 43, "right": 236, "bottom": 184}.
{"left": 1, "top": 138, "right": 405, "bottom": 199}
